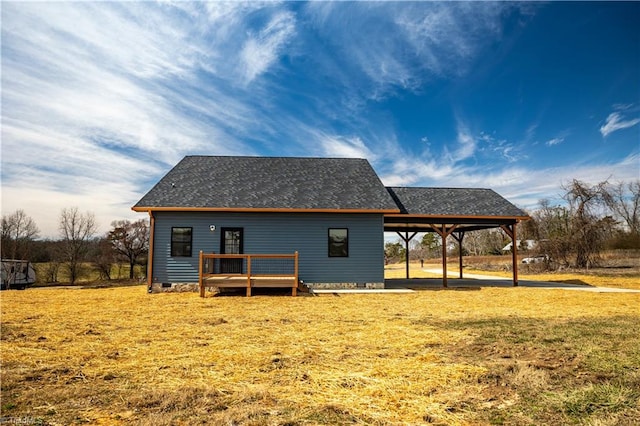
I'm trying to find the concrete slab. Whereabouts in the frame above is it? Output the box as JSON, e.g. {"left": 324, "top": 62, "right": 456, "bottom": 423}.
{"left": 310, "top": 288, "right": 415, "bottom": 295}
{"left": 386, "top": 271, "right": 640, "bottom": 293}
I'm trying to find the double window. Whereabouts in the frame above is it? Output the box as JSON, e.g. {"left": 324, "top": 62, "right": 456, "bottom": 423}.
{"left": 171, "top": 227, "right": 192, "bottom": 257}
{"left": 328, "top": 228, "right": 348, "bottom": 257}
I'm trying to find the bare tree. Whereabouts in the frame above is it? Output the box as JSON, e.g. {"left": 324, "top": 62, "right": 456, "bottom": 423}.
{"left": 59, "top": 207, "right": 97, "bottom": 284}
{"left": 562, "top": 179, "right": 608, "bottom": 268}
{"left": 108, "top": 219, "right": 149, "bottom": 279}
{"left": 601, "top": 180, "right": 640, "bottom": 236}
{"left": 41, "top": 240, "right": 63, "bottom": 283}
{"left": 462, "top": 228, "right": 506, "bottom": 256}
{"left": 1, "top": 209, "right": 40, "bottom": 260}
{"left": 532, "top": 179, "right": 637, "bottom": 268}
{"left": 518, "top": 215, "right": 538, "bottom": 245}
{"left": 533, "top": 199, "right": 573, "bottom": 267}
{"left": 90, "top": 237, "right": 117, "bottom": 280}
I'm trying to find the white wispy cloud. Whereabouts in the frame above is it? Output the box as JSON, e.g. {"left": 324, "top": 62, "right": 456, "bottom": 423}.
{"left": 545, "top": 137, "right": 564, "bottom": 146}
{"left": 240, "top": 11, "right": 296, "bottom": 84}
{"left": 303, "top": 2, "right": 519, "bottom": 102}
{"left": 478, "top": 133, "right": 522, "bottom": 162}
{"left": 377, "top": 124, "right": 532, "bottom": 188}
{"left": 396, "top": 2, "right": 506, "bottom": 76}
{"left": 453, "top": 123, "right": 477, "bottom": 161}
{"left": 317, "top": 134, "right": 377, "bottom": 160}
{"left": 600, "top": 111, "right": 640, "bottom": 137}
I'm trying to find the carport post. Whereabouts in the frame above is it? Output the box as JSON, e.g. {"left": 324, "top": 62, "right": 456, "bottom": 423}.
{"left": 431, "top": 224, "right": 458, "bottom": 288}
{"left": 442, "top": 232, "right": 448, "bottom": 287}
{"left": 452, "top": 231, "right": 465, "bottom": 279}
{"left": 396, "top": 231, "right": 417, "bottom": 279}
{"left": 500, "top": 223, "right": 519, "bottom": 286}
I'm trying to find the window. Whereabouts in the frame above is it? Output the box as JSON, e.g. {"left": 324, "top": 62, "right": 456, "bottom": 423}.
{"left": 171, "top": 227, "right": 192, "bottom": 257}
{"left": 328, "top": 228, "right": 348, "bottom": 257}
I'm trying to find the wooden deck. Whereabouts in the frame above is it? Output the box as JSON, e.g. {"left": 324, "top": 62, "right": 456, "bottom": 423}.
{"left": 199, "top": 251, "right": 299, "bottom": 297}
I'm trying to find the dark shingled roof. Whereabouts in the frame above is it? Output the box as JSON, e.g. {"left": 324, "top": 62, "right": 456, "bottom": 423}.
{"left": 133, "top": 156, "right": 400, "bottom": 212}
{"left": 386, "top": 187, "right": 528, "bottom": 218}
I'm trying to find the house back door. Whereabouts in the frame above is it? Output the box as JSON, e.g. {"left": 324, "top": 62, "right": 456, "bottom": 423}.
{"left": 220, "top": 228, "right": 243, "bottom": 273}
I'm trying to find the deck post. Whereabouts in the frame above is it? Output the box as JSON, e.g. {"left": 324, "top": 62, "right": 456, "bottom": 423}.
{"left": 246, "top": 255, "right": 252, "bottom": 297}
{"left": 293, "top": 251, "right": 299, "bottom": 296}
{"left": 199, "top": 250, "right": 204, "bottom": 297}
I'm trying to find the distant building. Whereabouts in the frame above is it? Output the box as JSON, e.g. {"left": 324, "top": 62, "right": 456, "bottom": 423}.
{"left": 502, "top": 240, "right": 538, "bottom": 252}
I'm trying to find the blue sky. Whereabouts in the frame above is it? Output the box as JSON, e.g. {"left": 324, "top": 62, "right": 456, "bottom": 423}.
{"left": 2, "top": 2, "right": 639, "bottom": 237}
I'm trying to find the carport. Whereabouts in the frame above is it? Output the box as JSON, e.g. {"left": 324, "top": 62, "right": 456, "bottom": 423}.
{"left": 385, "top": 187, "right": 530, "bottom": 287}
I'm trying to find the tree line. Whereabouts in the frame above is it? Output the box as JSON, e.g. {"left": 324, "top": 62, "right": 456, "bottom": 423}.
{"left": 1, "top": 207, "right": 149, "bottom": 284}
{"left": 385, "top": 179, "right": 639, "bottom": 269}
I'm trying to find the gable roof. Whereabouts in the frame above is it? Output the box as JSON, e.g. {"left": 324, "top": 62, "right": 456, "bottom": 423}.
{"left": 385, "top": 187, "right": 528, "bottom": 218}
{"left": 133, "top": 156, "right": 400, "bottom": 213}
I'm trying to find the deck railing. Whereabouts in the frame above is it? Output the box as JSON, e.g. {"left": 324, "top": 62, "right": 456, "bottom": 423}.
{"left": 199, "top": 251, "right": 299, "bottom": 297}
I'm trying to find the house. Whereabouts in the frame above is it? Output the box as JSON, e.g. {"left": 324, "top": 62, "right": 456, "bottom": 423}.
{"left": 133, "top": 156, "right": 529, "bottom": 293}
{"left": 502, "top": 240, "right": 538, "bottom": 252}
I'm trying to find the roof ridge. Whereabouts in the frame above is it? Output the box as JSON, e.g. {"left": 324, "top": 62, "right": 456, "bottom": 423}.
{"left": 387, "top": 186, "right": 493, "bottom": 191}
{"left": 184, "top": 155, "right": 368, "bottom": 161}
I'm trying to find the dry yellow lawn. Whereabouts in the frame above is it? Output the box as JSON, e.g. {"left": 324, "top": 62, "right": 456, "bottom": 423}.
{"left": 2, "top": 285, "right": 639, "bottom": 425}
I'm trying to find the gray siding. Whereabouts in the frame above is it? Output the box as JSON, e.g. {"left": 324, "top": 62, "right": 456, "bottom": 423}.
{"left": 151, "top": 212, "right": 385, "bottom": 284}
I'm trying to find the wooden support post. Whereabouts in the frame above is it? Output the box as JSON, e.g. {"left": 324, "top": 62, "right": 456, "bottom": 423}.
{"left": 430, "top": 224, "right": 458, "bottom": 288}
{"left": 501, "top": 223, "right": 519, "bottom": 286}
{"left": 452, "top": 231, "right": 465, "bottom": 279}
{"left": 512, "top": 225, "right": 518, "bottom": 286}
{"left": 459, "top": 238, "right": 463, "bottom": 279}
{"left": 293, "top": 251, "right": 299, "bottom": 296}
{"left": 442, "top": 232, "right": 448, "bottom": 287}
{"left": 246, "top": 255, "right": 252, "bottom": 297}
{"left": 199, "top": 250, "right": 204, "bottom": 298}
{"left": 405, "top": 232, "right": 410, "bottom": 280}
{"left": 396, "top": 231, "right": 418, "bottom": 279}
{"left": 147, "top": 211, "right": 155, "bottom": 291}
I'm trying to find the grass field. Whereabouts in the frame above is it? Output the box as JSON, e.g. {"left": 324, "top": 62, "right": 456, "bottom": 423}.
{"left": 2, "top": 283, "right": 639, "bottom": 425}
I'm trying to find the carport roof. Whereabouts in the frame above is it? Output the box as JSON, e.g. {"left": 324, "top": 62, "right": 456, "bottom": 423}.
{"left": 384, "top": 187, "right": 529, "bottom": 232}
{"left": 386, "top": 187, "right": 528, "bottom": 218}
